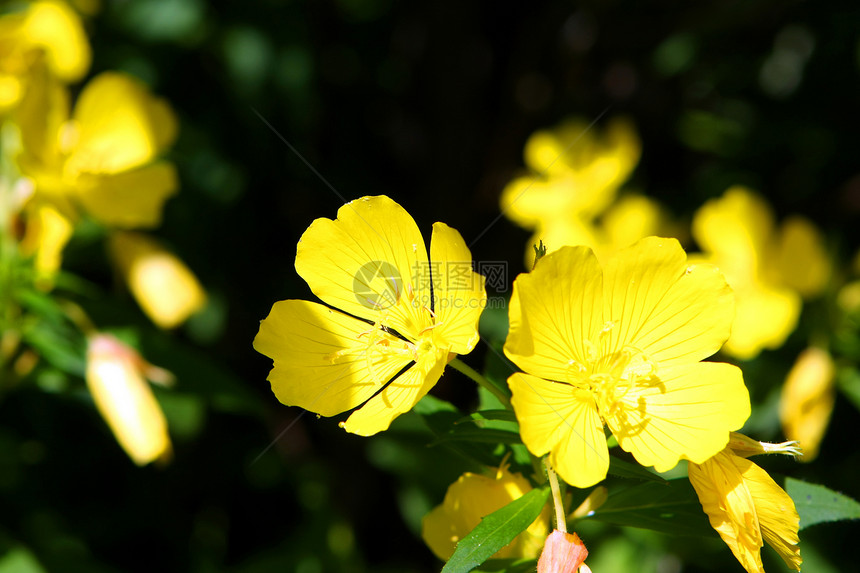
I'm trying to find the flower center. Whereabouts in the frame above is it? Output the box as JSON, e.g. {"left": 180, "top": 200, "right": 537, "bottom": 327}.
{"left": 570, "top": 321, "right": 658, "bottom": 418}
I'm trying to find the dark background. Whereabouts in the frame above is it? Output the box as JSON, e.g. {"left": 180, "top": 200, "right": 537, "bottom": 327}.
{"left": 2, "top": 0, "right": 859, "bottom": 571}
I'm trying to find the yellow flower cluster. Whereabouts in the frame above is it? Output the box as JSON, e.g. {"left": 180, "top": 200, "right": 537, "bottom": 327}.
{"left": 0, "top": 1, "right": 205, "bottom": 465}
{"left": 500, "top": 117, "right": 671, "bottom": 265}
{"left": 254, "top": 191, "right": 807, "bottom": 571}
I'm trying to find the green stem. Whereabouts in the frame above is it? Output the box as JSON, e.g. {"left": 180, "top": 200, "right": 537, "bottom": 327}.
{"left": 448, "top": 357, "right": 511, "bottom": 408}
{"left": 544, "top": 457, "right": 567, "bottom": 533}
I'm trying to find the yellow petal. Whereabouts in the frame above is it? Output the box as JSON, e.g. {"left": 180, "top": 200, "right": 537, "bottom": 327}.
{"left": 501, "top": 176, "right": 575, "bottom": 230}
{"left": 109, "top": 232, "right": 206, "bottom": 329}
{"left": 428, "top": 222, "right": 485, "bottom": 355}
{"left": 522, "top": 217, "right": 601, "bottom": 268}
{"left": 601, "top": 237, "right": 735, "bottom": 368}
{"left": 508, "top": 373, "right": 608, "bottom": 488}
{"left": 688, "top": 451, "right": 765, "bottom": 573}
{"left": 601, "top": 193, "right": 665, "bottom": 253}
{"left": 295, "top": 195, "right": 432, "bottom": 341}
{"left": 607, "top": 362, "right": 750, "bottom": 472}
{"left": 20, "top": 0, "right": 91, "bottom": 82}
{"left": 723, "top": 282, "right": 800, "bottom": 360}
{"left": 692, "top": 186, "right": 773, "bottom": 288}
{"left": 771, "top": 215, "right": 830, "bottom": 298}
{"left": 74, "top": 161, "right": 178, "bottom": 228}
{"left": 19, "top": 202, "right": 73, "bottom": 280}
{"left": 341, "top": 344, "right": 447, "bottom": 436}
{"left": 65, "top": 72, "right": 177, "bottom": 175}
{"left": 505, "top": 246, "right": 604, "bottom": 384}
{"left": 253, "top": 299, "right": 414, "bottom": 419}
{"left": 14, "top": 60, "right": 70, "bottom": 169}
{"left": 86, "top": 334, "right": 171, "bottom": 465}
{"left": 779, "top": 347, "right": 835, "bottom": 461}
{"left": 524, "top": 117, "right": 640, "bottom": 210}
{"left": 742, "top": 460, "right": 802, "bottom": 571}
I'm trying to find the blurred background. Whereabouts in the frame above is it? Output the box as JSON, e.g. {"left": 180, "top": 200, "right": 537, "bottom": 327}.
{"left": 1, "top": 0, "right": 859, "bottom": 571}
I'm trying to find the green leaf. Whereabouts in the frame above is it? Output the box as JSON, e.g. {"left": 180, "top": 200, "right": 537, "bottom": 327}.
{"left": 442, "top": 488, "right": 550, "bottom": 573}
{"left": 584, "top": 479, "right": 712, "bottom": 537}
{"left": 785, "top": 478, "right": 860, "bottom": 530}
{"left": 414, "top": 395, "right": 501, "bottom": 468}
{"left": 606, "top": 455, "right": 667, "bottom": 483}
{"left": 432, "top": 427, "right": 522, "bottom": 446}
{"left": 460, "top": 410, "right": 519, "bottom": 424}
{"left": 0, "top": 547, "right": 47, "bottom": 573}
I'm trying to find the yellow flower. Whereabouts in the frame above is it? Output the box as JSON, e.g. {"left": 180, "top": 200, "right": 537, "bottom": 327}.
{"left": 779, "top": 347, "right": 835, "bottom": 461}
{"left": 108, "top": 231, "right": 207, "bottom": 329}
{"left": 86, "top": 333, "right": 173, "bottom": 465}
{"left": 16, "top": 69, "right": 178, "bottom": 229}
{"left": 504, "top": 237, "right": 750, "bottom": 488}
{"left": 422, "top": 465, "right": 549, "bottom": 560}
{"left": 18, "top": 201, "right": 72, "bottom": 285}
{"left": 692, "top": 186, "right": 830, "bottom": 359}
{"left": 688, "top": 434, "right": 802, "bottom": 572}
{"left": 499, "top": 118, "right": 643, "bottom": 265}
{"left": 0, "top": 0, "right": 90, "bottom": 111}
{"left": 254, "top": 196, "right": 485, "bottom": 436}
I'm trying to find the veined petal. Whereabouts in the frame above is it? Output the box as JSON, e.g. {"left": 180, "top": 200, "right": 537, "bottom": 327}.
{"left": 606, "top": 362, "right": 750, "bottom": 472}
{"left": 66, "top": 72, "right": 177, "bottom": 175}
{"left": 74, "top": 162, "right": 178, "bottom": 228}
{"left": 429, "top": 222, "right": 485, "bottom": 355}
{"left": 601, "top": 237, "right": 735, "bottom": 368}
{"left": 688, "top": 451, "right": 765, "bottom": 573}
{"left": 505, "top": 246, "right": 603, "bottom": 383}
{"left": 508, "top": 373, "right": 608, "bottom": 488}
{"left": 295, "top": 196, "right": 432, "bottom": 341}
{"left": 723, "top": 283, "right": 800, "bottom": 360}
{"left": 742, "top": 460, "right": 802, "bottom": 571}
{"left": 341, "top": 345, "right": 446, "bottom": 436}
{"left": 253, "top": 300, "right": 414, "bottom": 418}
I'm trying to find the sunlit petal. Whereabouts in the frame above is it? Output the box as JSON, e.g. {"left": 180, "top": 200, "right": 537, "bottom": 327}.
{"left": 341, "top": 345, "right": 446, "bottom": 436}
{"left": 254, "top": 299, "right": 414, "bottom": 419}
{"left": 607, "top": 362, "right": 749, "bottom": 472}
{"left": 505, "top": 246, "right": 603, "bottom": 383}
{"left": 429, "top": 222, "right": 485, "bottom": 355}
{"left": 688, "top": 451, "right": 765, "bottom": 573}
{"left": 508, "top": 373, "right": 608, "bottom": 488}
{"left": 601, "top": 237, "right": 734, "bottom": 367}
{"left": 296, "top": 195, "right": 432, "bottom": 341}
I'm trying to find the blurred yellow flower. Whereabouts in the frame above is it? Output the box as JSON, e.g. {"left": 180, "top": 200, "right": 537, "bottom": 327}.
{"left": 692, "top": 186, "right": 831, "bottom": 359}
{"left": 18, "top": 201, "right": 72, "bottom": 284}
{"left": 0, "top": 0, "right": 90, "bottom": 111}
{"left": 422, "top": 465, "right": 549, "bottom": 560}
{"left": 16, "top": 69, "right": 178, "bottom": 229}
{"left": 504, "top": 237, "right": 750, "bottom": 488}
{"left": 500, "top": 118, "right": 652, "bottom": 265}
{"left": 779, "top": 347, "right": 835, "bottom": 461}
{"left": 688, "top": 434, "right": 802, "bottom": 573}
{"left": 109, "top": 231, "right": 206, "bottom": 330}
{"left": 86, "top": 333, "right": 173, "bottom": 465}
{"left": 254, "top": 196, "right": 485, "bottom": 436}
